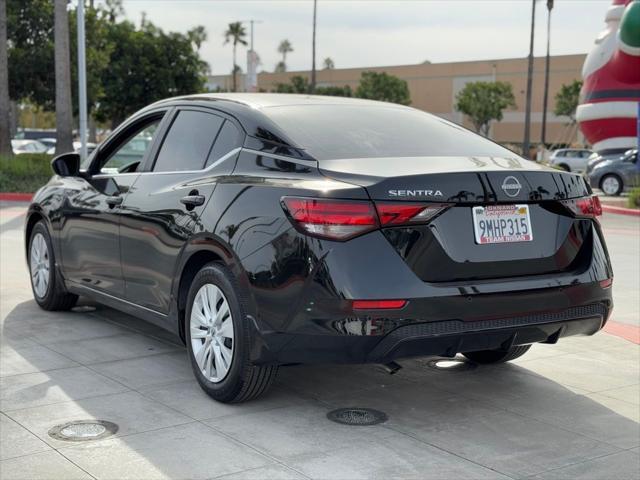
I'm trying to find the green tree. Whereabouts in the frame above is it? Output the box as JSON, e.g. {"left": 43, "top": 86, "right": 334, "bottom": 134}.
{"left": 7, "top": 0, "right": 55, "bottom": 109}
{"left": 277, "top": 39, "right": 293, "bottom": 72}
{"left": 322, "top": 57, "right": 334, "bottom": 70}
{"left": 554, "top": 79, "right": 582, "bottom": 124}
{"left": 273, "top": 75, "right": 351, "bottom": 97}
{"left": 223, "top": 22, "right": 247, "bottom": 92}
{"left": 95, "top": 20, "right": 208, "bottom": 127}
{"left": 274, "top": 75, "right": 308, "bottom": 93}
{"left": 455, "top": 81, "right": 516, "bottom": 136}
{"left": 355, "top": 71, "right": 410, "bottom": 105}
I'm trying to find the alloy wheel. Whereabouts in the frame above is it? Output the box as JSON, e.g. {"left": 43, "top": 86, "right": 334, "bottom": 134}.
{"left": 30, "top": 233, "right": 50, "bottom": 298}
{"left": 190, "top": 283, "right": 234, "bottom": 383}
{"left": 601, "top": 176, "right": 621, "bottom": 196}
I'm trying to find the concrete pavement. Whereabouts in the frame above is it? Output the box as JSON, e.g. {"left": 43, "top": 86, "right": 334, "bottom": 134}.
{"left": 1, "top": 202, "right": 638, "bottom": 480}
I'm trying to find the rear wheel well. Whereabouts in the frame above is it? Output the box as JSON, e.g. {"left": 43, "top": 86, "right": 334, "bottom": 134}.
{"left": 25, "top": 212, "right": 44, "bottom": 253}
{"left": 177, "top": 250, "right": 224, "bottom": 343}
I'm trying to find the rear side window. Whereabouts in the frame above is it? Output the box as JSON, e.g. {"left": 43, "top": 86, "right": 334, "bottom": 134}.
{"left": 154, "top": 110, "right": 224, "bottom": 172}
{"left": 264, "top": 105, "right": 517, "bottom": 160}
{"left": 205, "top": 120, "right": 243, "bottom": 167}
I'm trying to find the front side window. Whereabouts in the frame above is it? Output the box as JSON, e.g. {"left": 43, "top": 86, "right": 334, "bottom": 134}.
{"left": 153, "top": 110, "right": 224, "bottom": 172}
{"left": 100, "top": 120, "right": 161, "bottom": 174}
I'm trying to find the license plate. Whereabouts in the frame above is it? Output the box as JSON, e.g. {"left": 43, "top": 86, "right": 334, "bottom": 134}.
{"left": 472, "top": 205, "right": 533, "bottom": 244}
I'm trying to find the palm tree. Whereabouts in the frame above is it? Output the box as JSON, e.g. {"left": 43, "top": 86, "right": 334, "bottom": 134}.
{"left": 277, "top": 39, "right": 293, "bottom": 71}
{"left": 522, "top": 0, "right": 537, "bottom": 158}
{"left": 323, "top": 57, "right": 334, "bottom": 70}
{"left": 0, "top": 0, "right": 12, "bottom": 156}
{"left": 310, "top": 0, "right": 317, "bottom": 93}
{"left": 224, "top": 22, "right": 247, "bottom": 92}
{"left": 54, "top": 0, "right": 73, "bottom": 154}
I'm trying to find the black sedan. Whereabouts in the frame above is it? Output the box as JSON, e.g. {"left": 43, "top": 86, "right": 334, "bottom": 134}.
{"left": 25, "top": 94, "right": 613, "bottom": 403}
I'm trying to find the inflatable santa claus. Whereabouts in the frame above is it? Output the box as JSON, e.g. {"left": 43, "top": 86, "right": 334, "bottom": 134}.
{"left": 577, "top": 0, "right": 640, "bottom": 153}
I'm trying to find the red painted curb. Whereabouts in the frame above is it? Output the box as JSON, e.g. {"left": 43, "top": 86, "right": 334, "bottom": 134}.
{"left": 0, "top": 192, "right": 33, "bottom": 202}
{"left": 603, "top": 320, "right": 640, "bottom": 344}
{"left": 601, "top": 205, "right": 640, "bottom": 217}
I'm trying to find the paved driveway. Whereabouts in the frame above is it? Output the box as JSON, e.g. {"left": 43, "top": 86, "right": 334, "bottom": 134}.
{"left": 1, "top": 202, "right": 639, "bottom": 480}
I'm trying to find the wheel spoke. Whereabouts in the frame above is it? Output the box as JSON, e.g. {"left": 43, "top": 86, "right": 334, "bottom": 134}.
{"left": 190, "top": 326, "right": 208, "bottom": 339}
{"left": 194, "top": 339, "right": 210, "bottom": 370}
{"left": 218, "top": 318, "right": 233, "bottom": 339}
{"left": 215, "top": 300, "right": 230, "bottom": 326}
{"left": 198, "top": 288, "right": 212, "bottom": 324}
{"left": 220, "top": 343, "right": 233, "bottom": 367}
{"left": 206, "top": 284, "right": 219, "bottom": 318}
{"left": 213, "top": 343, "right": 227, "bottom": 376}
{"left": 191, "top": 308, "right": 209, "bottom": 328}
{"left": 205, "top": 344, "right": 216, "bottom": 378}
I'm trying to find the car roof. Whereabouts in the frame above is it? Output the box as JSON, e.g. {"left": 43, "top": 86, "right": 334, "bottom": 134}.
{"left": 151, "top": 93, "right": 407, "bottom": 110}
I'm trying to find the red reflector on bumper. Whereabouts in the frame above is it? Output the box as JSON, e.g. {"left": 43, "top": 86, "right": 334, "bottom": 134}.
{"left": 352, "top": 300, "right": 407, "bottom": 310}
{"left": 599, "top": 278, "right": 613, "bottom": 289}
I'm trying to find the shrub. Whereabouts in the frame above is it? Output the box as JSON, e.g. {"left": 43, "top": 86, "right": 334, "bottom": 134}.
{"left": 628, "top": 188, "right": 640, "bottom": 209}
{"left": 0, "top": 154, "right": 53, "bottom": 193}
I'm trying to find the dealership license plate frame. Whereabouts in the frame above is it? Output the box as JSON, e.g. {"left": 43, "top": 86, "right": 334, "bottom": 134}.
{"left": 472, "top": 204, "right": 533, "bottom": 245}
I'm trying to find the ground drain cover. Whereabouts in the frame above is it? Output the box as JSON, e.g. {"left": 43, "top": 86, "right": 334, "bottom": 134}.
{"left": 327, "top": 408, "right": 388, "bottom": 426}
{"left": 48, "top": 420, "right": 118, "bottom": 442}
{"left": 71, "top": 305, "right": 97, "bottom": 313}
{"left": 426, "top": 358, "right": 476, "bottom": 372}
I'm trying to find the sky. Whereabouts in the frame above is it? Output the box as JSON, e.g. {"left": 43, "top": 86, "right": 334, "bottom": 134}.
{"left": 116, "top": 0, "right": 613, "bottom": 75}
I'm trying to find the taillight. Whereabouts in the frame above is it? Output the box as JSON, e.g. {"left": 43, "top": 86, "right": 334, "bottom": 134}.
{"left": 282, "top": 197, "right": 450, "bottom": 241}
{"left": 376, "top": 202, "right": 450, "bottom": 226}
{"left": 561, "top": 195, "right": 602, "bottom": 218}
{"left": 281, "top": 197, "right": 378, "bottom": 240}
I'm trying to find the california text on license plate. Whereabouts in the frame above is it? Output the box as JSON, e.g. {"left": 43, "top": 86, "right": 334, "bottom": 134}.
{"left": 472, "top": 204, "right": 533, "bottom": 244}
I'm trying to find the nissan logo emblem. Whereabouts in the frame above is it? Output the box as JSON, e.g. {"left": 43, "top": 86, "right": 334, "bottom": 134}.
{"left": 501, "top": 176, "right": 522, "bottom": 197}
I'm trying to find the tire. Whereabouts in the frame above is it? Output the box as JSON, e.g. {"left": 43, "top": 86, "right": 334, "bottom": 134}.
{"left": 28, "top": 221, "right": 78, "bottom": 311}
{"left": 185, "top": 262, "right": 278, "bottom": 403}
{"left": 600, "top": 174, "right": 623, "bottom": 196}
{"left": 462, "top": 345, "right": 531, "bottom": 364}
{"left": 557, "top": 163, "right": 570, "bottom": 172}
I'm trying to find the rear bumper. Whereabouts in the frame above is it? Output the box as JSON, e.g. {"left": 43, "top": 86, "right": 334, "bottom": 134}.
{"left": 248, "top": 287, "right": 612, "bottom": 365}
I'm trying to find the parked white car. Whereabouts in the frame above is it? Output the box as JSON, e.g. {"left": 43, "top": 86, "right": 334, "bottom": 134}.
{"left": 11, "top": 139, "right": 49, "bottom": 155}
{"left": 549, "top": 148, "right": 594, "bottom": 173}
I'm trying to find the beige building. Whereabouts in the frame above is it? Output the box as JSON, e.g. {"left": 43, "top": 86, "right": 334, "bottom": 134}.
{"left": 207, "top": 54, "right": 586, "bottom": 148}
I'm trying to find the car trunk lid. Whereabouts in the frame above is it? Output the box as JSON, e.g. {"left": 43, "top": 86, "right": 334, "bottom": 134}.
{"left": 318, "top": 156, "right": 595, "bottom": 282}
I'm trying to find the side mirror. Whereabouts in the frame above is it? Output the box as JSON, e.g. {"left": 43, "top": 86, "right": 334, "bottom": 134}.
{"left": 51, "top": 152, "right": 81, "bottom": 177}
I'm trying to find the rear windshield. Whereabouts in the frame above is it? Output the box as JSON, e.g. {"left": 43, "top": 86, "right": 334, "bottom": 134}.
{"left": 264, "top": 104, "right": 516, "bottom": 160}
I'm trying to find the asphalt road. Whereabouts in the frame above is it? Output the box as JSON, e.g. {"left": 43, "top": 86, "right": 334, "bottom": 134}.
{"left": 1, "top": 202, "right": 638, "bottom": 480}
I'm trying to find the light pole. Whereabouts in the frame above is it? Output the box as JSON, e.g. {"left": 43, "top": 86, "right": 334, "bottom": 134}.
{"left": 541, "top": 0, "right": 554, "bottom": 150}
{"left": 240, "top": 19, "right": 262, "bottom": 92}
{"left": 310, "top": 0, "right": 317, "bottom": 93}
{"left": 523, "top": 0, "right": 537, "bottom": 159}
{"left": 77, "top": 0, "right": 88, "bottom": 161}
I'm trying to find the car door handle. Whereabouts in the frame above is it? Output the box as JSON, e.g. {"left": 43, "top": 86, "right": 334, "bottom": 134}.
{"left": 106, "top": 195, "right": 123, "bottom": 207}
{"left": 180, "top": 195, "right": 205, "bottom": 207}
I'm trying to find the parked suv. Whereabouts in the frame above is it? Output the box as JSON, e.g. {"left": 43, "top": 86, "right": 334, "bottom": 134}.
{"left": 25, "top": 94, "right": 613, "bottom": 403}
{"left": 549, "top": 148, "right": 593, "bottom": 173}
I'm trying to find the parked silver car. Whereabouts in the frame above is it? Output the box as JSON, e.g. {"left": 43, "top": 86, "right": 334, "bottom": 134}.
{"left": 588, "top": 149, "right": 639, "bottom": 196}
{"left": 549, "top": 148, "right": 593, "bottom": 173}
